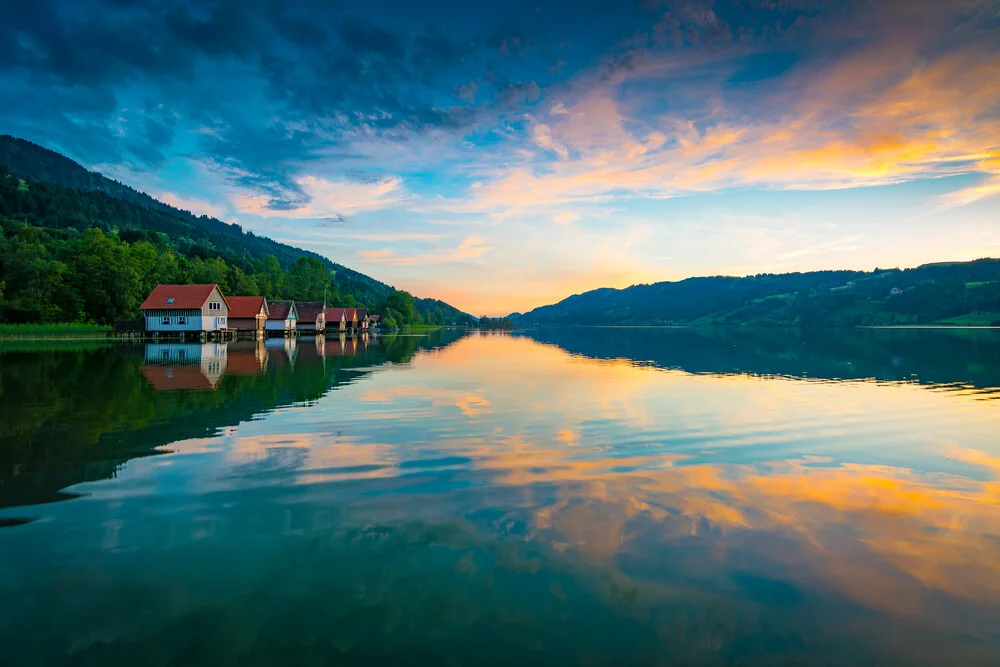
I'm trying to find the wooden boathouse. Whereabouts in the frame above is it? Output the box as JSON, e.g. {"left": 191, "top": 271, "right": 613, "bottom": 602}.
{"left": 138, "top": 284, "right": 235, "bottom": 341}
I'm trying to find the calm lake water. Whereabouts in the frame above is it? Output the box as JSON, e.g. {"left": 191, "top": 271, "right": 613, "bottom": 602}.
{"left": 2, "top": 328, "right": 1000, "bottom": 666}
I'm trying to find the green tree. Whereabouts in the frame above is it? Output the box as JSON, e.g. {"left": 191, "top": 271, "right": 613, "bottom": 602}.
{"left": 252, "top": 255, "right": 284, "bottom": 299}
{"left": 70, "top": 228, "right": 140, "bottom": 323}
{"left": 383, "top": 289, "right": 419, "bottom": 325}
{"left": 225, "top": 264, "right": 259, "bottom": 296}
{"left": 286, "top": 256, "right": 332, "bottom": 301}
{"left": 190, "top": 256, "right": 229, "bottom": 285}
{"left": 1, "top": 228, "right": 72, "bottom": 321}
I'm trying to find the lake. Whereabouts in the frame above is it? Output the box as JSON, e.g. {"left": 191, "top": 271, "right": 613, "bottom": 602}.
{"left": 2, "top": 328, "right": 999, "bottom": 666}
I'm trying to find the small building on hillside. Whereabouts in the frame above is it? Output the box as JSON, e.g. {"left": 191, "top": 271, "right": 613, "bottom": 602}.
{"left": 889, "top": 287, "right": 903, "bottom": 296}
{"left": 227, "top": 296, "right": 269, "bottom": 334}
{"left": 326, "top": 307, "right": 347, "bottom": 333}
{"left": 140, "top": 284, "right": 230, "bottom": 335}
{"left": 266, "top": 300, "right": 298, "bottom": 335}
{"left": 295, "top": 302, "right": 327, "bottom": 334}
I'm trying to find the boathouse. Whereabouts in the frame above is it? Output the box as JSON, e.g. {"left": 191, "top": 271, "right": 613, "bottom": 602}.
{"left": 140, "top": 284, "right": 230, "bottom": 335}
{"left": 227, "top": 296, "right": 268, "bottom": 335}
{"left": 295, "top": 302, "right": 327, "bottom": 334}
{"left": 345, "top": 308, "right": 359, "bottom": 332}
{"left": 266, "top": 300, "right": 298, "bottom": 335}
{"left": 325, "top": 307, "right": 348, "bottom": 333}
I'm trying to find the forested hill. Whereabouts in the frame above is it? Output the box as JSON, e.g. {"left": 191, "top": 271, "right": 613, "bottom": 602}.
{"left": 514, "top": 261, "right": 1000, "bottom": 327}
{"left": 0, "top": 135, "right": 470, "bottom": 324}
{"left": 0, "top": 135, "right": 333, "bottom": 269}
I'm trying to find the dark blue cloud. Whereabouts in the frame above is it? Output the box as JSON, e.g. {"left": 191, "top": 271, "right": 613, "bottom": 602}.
{"left": 727, "top": 51, "right": 799, "bottom": 84}
{"left": 2, "top": 0, "right": 990, "bottom": 213}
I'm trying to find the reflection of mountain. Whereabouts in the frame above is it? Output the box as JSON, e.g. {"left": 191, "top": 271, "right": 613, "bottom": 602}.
{"left": 0, "top": 329, "right": 466, "bottom": 510}
{"left": 520, "top": 327, "right": 1000, "bottom": 395}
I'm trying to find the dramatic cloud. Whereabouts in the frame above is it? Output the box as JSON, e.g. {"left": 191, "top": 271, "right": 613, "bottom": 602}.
{"left": 2, "top": 0, "right": 998, "bottom": 313}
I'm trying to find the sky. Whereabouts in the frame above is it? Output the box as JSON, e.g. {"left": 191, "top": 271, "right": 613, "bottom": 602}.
{"left": 2, "top": 0, "right": 999, "bottom": 315}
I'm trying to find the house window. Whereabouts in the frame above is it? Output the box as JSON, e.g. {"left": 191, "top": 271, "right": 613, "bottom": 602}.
{"left": 162, "top": 316, "right": 170, "bottom": 325}
{"left": 208, "top": 302, "right": 222, "bottom": 311}
{"left": 178, "top": 316, "right": 187, "bottom": 325}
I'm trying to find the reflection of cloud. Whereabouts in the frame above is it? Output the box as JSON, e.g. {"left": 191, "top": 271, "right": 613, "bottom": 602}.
{"left": 555, "top": 430, "right": 578, "bottom": 446}
{"left": 173, "top": 331, "right": 1000, "bottom": 654}
{"left": 456, "top": 394, "right": 491, "bottom": 417}
{"left": 360, "top": 384, "right": 492, "bottom": 419}
{"left": 444, "top": 429, "right": 1000, "bottom": 629}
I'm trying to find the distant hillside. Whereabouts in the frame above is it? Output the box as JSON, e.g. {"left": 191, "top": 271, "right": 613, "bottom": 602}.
{"left": 515, "top": 262, "right": 1000, "bottom": 327}
{"left": 0, "top": 135, "right": 470, "bottom": 321}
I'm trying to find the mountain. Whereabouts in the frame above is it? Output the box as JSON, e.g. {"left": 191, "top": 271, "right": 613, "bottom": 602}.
{"left": 0, "top": 135, "right": 470, "bottom": 321}
{"left": 515, "top": 262, "right": 1000, "bottom": 327}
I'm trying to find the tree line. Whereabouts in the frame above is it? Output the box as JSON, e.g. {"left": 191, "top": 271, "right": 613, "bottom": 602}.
{"left": 477, "top": 316, "right": 515, "bottom": 330}
{"left": 0, "top": 166, "right": 472, "bottom": 326}
{"left": 0, "top": 170, "right": 473, "bottom": 326}
{"left": 0, "top": 220, "right": 444, "bottom": 327}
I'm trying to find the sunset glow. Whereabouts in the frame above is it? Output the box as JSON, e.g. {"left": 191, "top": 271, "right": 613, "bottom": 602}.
{"left": 3, "top": 1, "right": 998, "bottom": 313}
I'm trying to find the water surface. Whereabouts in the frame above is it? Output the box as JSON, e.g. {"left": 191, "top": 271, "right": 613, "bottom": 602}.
{"left": 2, "top": 328, "right": 999, "bottom": 666}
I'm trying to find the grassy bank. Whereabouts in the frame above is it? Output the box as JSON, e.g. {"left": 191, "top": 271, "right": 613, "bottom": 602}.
{"left": 399, "top": 324, "right": 443, "bottom": 331}
{"left": 0, "top": 323, "right": 112, "bottom": 339}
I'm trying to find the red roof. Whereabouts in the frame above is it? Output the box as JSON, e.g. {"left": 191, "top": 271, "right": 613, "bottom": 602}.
{"left": 140, "top": 284, "right": 228, "bottom": 310}
{"left": 268, "top": 300, "right": 295, "bottom": 320}
{"left": 227, "top": 296, "right": 267, "bottom": 319}
{"left": 296, "top": 302, "right": 326, "bottom": 322}
{"left": 326, "top": 307, "right": 347, "bottom": 321}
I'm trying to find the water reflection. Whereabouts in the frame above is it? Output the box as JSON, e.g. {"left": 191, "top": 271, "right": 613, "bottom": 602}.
{"left": 1, "top": 329, "right": 999, "bottom": 665}
{"left": 520, "top": 326, "right": 1000, "bottom": 397}
{"left": 0, "top": 330, "right": 461, "bottom": 509}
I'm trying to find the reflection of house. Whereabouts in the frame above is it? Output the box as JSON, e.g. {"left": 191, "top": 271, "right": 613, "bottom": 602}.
{"left": 227, "top": 296, "right": 268, "bottom": 334}
{"left": 325, "top": 307, "right": 347, "bottom": 333}
{"left": 266, "top": 300, "right": 298, "bottom": 335}
{"left": 141, "top": 342, "right": 229, "bottom": 391}
{"left": 265, "top": 335, "right": 298, "bottom": 365}
{"left": 140, "top": 284, "right": 230, "bottom": 334}
{"left": 324, "top": 335, "right": 364, "bottom": 357}
{"left": 295, "top": 302, "right": 326, "bottom": 334}
{"left": 226, "top": 340, "right": 268, "bottom": 376}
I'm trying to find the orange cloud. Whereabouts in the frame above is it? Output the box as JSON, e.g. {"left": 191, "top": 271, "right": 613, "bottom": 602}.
{"left": 443, "top": 39, "right": 1000, "bottom": 218}
{"left": 356, "top": 235, "right": 494, "bottom": 266}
